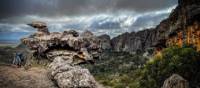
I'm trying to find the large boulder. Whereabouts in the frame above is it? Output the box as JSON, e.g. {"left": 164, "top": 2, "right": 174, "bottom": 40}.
{"left": 162, "top": 74, "right": 189, "bottom": 88}
{"left": 49, "top": 57, "right": 98, "bottom": 88}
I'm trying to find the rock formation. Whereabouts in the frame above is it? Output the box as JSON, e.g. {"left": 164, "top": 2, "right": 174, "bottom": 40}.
{"left": 162, "top": 74, "right": 189, "bottom": 88}
{"left": 98, "top": 34, "right": 111, "bottom": 50}
{"left": 111, "top": 0, "right": 200, "bottom": 53}
{"left": 21, "top": 22, "right": 102, "bottom": 88}
{"left": 27, "top": 21, "right": 50, "bottom": 35}
{"left": 111, "top": 29, "right": 157, "bottom": 53}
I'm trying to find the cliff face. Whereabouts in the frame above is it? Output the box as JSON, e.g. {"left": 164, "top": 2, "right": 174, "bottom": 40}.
{"left": 111, "top": 0, "right": 200, "bottom": 53}
{"left": 166, "top": 0, "right": 200, "bottom": 51}
{"left": 98, "top": 34, "right": 112, "bottom": 50}
{"left": 111, "top": 29, "right": 158, "bottom": 52}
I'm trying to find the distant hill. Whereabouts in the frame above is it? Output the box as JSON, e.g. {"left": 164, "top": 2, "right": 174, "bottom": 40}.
{"left": 0, "top": 32, "right": 31, "bottom": 44}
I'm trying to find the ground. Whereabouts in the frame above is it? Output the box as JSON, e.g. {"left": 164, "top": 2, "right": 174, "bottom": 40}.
{"left": 0, "top": 44, "right": 105, "bottom": 88}
{"left": 0, "top": 44, "right": 57, "bottom": 88}
{"left": 0, "top": 64, "right": 56, "bottom": 88}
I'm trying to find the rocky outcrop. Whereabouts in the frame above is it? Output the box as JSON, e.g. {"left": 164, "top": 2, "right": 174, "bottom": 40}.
{"left": 111, "top": 29, "right": 158, "bottom": 53}
{"left": 111, "top": 0, "right": 200, "bottom": 53}
{"left": 162, "top": 74, "right": 189, "bottom": 88}
{"left": 21, "top": 22, "right": 102, "bottom": 88}
{"left": 98, "top": 34, "right": 111, "bottom": 50}
{"left": 166, "top": 0, "right": 200, "bottom": 51}
{"left": 22, "top": 22, "right": 101, "bottom": 64}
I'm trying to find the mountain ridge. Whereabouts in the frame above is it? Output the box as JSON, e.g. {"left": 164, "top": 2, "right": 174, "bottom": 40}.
{"left": 110, "top": 0, "right": 200, "bottom": 53}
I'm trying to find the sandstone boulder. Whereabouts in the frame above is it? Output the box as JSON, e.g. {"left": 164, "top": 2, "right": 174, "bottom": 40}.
{"left": 49, "top": 57, "right": 98, "bottom": 88}
{"left": 162, "top": 74, "right": 189, "bottom": 88}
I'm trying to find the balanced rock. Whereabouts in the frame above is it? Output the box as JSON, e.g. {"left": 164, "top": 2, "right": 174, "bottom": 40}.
{"left": 28, "top": 21, "right": 50, "bottom": 35}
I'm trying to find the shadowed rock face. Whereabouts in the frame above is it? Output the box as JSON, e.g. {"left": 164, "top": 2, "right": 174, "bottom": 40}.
{"left": 98, "top": 34, "right": 111, "bottom": 50}
{"left": 21, "top": 22, "right": 102, "bottom": 88}
{"left": 162, "top": 74, "right": 189, "bottom": 88}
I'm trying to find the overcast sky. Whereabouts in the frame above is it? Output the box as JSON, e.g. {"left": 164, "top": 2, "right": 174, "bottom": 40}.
{"left": 0, "top": 0, "right": 177, "bottom": 19}
{"left": 0, "top": 0, "right": 178, "bottom": 42}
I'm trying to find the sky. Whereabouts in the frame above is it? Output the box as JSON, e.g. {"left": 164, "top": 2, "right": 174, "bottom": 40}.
{"left": 0, "top": 0, "right": 177, "bottom": 43}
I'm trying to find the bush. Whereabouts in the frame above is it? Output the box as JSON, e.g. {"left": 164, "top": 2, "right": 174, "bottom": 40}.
{"left": 133, "top": 46, "right": 200, "bottom": 88}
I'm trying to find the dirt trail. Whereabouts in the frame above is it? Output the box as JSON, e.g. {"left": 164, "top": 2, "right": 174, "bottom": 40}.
{"left": 0, "top": 65, "right": 57, "bottom": 88}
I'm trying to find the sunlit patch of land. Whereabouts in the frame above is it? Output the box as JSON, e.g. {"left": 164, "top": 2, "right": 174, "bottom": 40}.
{"left": 0, "top": 44, "right": 57, "bottom": 88}
{"left": 0, "top": 65, "right": 56, "bottom": 88}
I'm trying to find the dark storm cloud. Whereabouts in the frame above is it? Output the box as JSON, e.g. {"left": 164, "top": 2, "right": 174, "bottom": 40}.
{"left": 0, "top": 0, "right": 177, "bottom": 19}
{"left": 0, "top": 0, "right": 178, "bottom": 42}
{"left": 115, "top": 0, "right": 176, "bottom": 11}
{"left": 0, "top": 5, "right": 176, "bottom": 37}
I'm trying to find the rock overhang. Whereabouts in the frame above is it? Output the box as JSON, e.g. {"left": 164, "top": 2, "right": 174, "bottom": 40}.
{"left": 21, "top": 21, "right": 102, "bottom": 65}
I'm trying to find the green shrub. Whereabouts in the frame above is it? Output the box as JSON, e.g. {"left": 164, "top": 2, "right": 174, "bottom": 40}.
{"left": 133, "top": 46, "right": 200, "bottom": 88}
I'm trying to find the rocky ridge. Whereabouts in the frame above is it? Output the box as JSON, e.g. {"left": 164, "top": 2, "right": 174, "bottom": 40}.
{"left": 110, "top": 0, "right": 200, "bottom": 53}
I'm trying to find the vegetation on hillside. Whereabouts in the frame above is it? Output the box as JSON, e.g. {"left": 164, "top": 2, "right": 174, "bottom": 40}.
{"left": 82, "top": 51, "right": 148, "bottom": 88}
{"left": 132, "top": 46, "right": 200, "bottom": 88}
{"left": 84, "top": 46, "right": 200, "bottom": 88}
{"left": 1, "top": 45, "right": 200, "bottom": 88}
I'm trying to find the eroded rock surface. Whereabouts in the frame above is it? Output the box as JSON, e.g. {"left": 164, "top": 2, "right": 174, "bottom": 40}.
{"left": 21, "top": 22, "right": 102, "bottom": 88}
{"left": 162, "top": 74, "right": 189, "bottom": 88}
{"left": 49, "top": 57, "right": 97, "bottom": 88}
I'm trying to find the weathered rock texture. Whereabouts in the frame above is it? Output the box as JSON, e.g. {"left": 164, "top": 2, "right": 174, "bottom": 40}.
{"left": 49, "top": 57, "right": 97, "bottom": 88}
{"left": 111, "top": 0, "right": 200, "bottom": 53}
{"left": 21, "top": 22, "right": 102, "bottom": 88}
{"left": 162, "top": 74, "right": 189, "bottom": 88}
